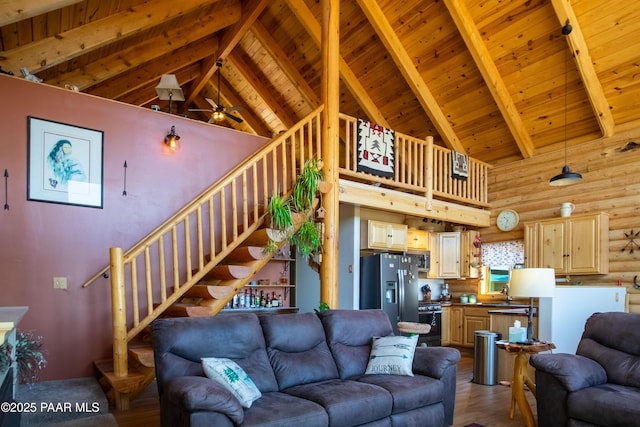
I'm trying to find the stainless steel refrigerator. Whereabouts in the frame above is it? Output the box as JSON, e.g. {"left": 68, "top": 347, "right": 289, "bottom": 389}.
{"left": 360, "top": 253, "right": 420, "bottom": 335}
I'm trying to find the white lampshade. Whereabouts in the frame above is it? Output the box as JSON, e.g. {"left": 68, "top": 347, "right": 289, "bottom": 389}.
{"left": 155, "top": 74, "right": 185, "bottom": 101}
{"left": 509, "top": 268, "right": 555, "bottom": 298}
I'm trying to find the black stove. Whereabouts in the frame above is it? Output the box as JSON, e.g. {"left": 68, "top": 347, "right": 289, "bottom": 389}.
{"left": 417, "top": 302, "right": 442, "bottom": 346}
{"left": 418, "top": 301, "right": 442, "bottom": 312}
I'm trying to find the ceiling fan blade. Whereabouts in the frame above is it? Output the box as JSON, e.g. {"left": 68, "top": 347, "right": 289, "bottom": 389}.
{"left": 226, "top": 106, "right": 243, "bottom": 112}
{"left": 189, "top": 108, "right": 213, "bottom": 112}
{"left": 225, "top": 112, "right": 244, "bottom": 123}
{"left": 205, "top": 98, "right": 218, "bottom": 109}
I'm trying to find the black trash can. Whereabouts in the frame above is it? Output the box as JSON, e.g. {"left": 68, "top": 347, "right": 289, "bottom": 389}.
{"left": 473, "top": 330, "right": 500, "bottom": 385}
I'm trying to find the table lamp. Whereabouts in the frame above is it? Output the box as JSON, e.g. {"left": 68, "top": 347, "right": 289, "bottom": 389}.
{"left": 508, "top": 268, "right": 555, "bottom": 343}
{"left": 155, "top": 74, "right": 185, "bottom": 114}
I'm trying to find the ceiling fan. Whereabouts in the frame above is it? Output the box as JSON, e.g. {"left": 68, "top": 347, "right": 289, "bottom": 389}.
{"left": 189, "top": 60, "right": 243, "bottom": 124}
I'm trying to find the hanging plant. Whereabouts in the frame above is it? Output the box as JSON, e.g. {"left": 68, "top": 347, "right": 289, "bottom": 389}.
{"left": 291, "top": 158, "right": 324, "bottom": 213}
{"left": 267, "top": 190, "right": 293, "bottom": 231}
{"left": 291, "top": 218, "right": 323, "bottom": 258}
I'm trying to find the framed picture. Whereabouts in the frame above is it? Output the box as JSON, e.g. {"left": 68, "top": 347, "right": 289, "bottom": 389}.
{"left": 27, "top": 117, "right": 104, "bottom": 208}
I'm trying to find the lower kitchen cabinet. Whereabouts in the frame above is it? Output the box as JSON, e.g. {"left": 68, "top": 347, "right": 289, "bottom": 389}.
{"left": 462, "top": 307, "right": 491, "bottom": 347}
{"left": 441, "top": 306, "right": 451, "bottom": 346}
{"left": 449, "top": 306, "right": 464, "bottom": 346}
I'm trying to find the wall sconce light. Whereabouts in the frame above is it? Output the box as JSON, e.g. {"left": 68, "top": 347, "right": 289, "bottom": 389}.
{"left": 164, "top": 126, "right": 180, "bottom": 151}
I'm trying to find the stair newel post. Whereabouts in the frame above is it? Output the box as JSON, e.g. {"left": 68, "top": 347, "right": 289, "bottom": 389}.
{"left": 110, "top": 247, "right": 128, "bottom": 378}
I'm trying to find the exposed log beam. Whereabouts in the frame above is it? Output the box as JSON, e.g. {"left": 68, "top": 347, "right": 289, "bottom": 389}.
{"left": 44, "top": 5, "right": 237, "bottom": 92}
{"left": 251, "top": 20, "right": 321, "bottom": 108}
{"left": 356, "top": 0, "right": 465, "bottom": 153}
{"left": 0, "top": 0, "right": 225, "bottom": 75}
{"left": 228, "top": 50, "right": 298, "bottom": 129}
{"left": 0, "top": 0, "right": 81, "bottom": 27}
{"left": 182, "top": 0, "right": 270, "bottom": 109}
{"left": 338, "top": 180, "right": 491, "bottom": 227}
{"left": 286, "top": 0, "right": 389, "bottom": 128}
{"left": 444, "top": 0, "right": 534, "bottom": 159}
{"left": 550, "top": 0, "right": 615, "bottom": 138}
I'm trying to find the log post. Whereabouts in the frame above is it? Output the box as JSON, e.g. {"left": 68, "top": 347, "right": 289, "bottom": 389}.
{"left": 320, "top": 0, "right": 340, "bottom": 309}
{"left": 110, "top": 247, "right": 128, "bottom": 377}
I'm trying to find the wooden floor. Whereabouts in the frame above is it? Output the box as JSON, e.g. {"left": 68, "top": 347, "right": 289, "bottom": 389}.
{"left": 112, "top": 348, "right": 537, "bottom": 427}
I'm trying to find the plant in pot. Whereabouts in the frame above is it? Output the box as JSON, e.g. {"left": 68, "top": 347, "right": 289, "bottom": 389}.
{"left": 0, "top": 330, "right": 47, "bottom": 384}
{"left": 291, "top": 158, "right": 324, "bottom": 213}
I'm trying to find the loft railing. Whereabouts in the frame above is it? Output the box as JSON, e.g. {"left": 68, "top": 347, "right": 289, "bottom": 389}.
{"left": 106, "top": 106, "right": 323, "bottom": 378}
{"left": 338, "top": 114, "right": 490, "bottom": 207}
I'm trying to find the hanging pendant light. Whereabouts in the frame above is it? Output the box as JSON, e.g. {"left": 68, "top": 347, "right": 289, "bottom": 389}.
{"left": 550, "top": 23, "right": 583, "bottom": 187}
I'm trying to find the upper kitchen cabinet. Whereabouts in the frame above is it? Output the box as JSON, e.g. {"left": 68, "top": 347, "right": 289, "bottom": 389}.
{"left": 407, "top": 228, "right": 430, "bottom": 251}
{"left": 524, "top": 213, "right": 609, "bottom": 275}
{"left": 461, "top": 230, "right": 481, "bottom": 278}
{"left": 367, "top": 220, "right": 408, "bottom": 251}
{"left": 431, "top": 232, "right": 461, "bottom": 278}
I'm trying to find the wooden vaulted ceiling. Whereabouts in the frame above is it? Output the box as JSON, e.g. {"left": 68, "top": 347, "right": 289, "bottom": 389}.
{"left": 1, "top": 0, "right": 640, "bottom": 166}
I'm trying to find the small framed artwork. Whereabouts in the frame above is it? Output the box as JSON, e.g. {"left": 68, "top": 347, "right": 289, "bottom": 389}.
{"left": 27, "top": 117, "right": 104, "bottom": 208}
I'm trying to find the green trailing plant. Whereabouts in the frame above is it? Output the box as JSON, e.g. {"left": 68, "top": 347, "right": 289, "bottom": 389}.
{"left": 291, "top": 158, "right": 324, "bottom": 213}
{"left": 314, "top": 302, "right": 330, "bottom": 313}
{"left": 291, "top": 218, "right": 323, "bottom": 258}
{"left": 267, "top": 190, "right": 293, "bottom": 231}
{"left": 15, "top": 330, "right": 47, "bottom": 384}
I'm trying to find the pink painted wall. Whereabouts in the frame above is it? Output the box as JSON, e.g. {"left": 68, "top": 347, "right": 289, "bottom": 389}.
{"left": 0, "top": 75, "right": 268, "bottom": 380}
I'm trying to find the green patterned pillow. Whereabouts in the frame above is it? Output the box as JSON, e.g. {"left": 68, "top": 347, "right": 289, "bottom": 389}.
{"left": 365, "top": 335, "right": 418, "bottom": 376}
{"left": 202, "top": 357, "right": 261, "bottom": 408}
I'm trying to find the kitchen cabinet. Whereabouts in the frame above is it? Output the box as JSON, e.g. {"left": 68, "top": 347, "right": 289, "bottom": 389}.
{"left": 462, "top": 306, "right": 491, "bottom": 347}
{"left": 449, "top": 306, "right": 464, "bottom": 346}
{"left": 441, "top": 306, "right": 451, "bottom": 346}
{"left": 434, "top": 232, "right": 461, "bottom": 278}
{"left": 407, "top": 228, "right": 429, "bottom": 251}
{"left": 460, "top": 230, "right": 481, "bottom": 278}
{"left": 367, "top": 220, "right": 408, "bottom": 251}
{"left": 524, "top": 213, "right": 609, "bottom": 274}
{"left": 489, "top": 311, "right": 536, "bottom": 383}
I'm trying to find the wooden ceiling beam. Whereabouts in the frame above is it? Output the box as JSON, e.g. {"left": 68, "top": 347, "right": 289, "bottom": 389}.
{"left": 550, "top": 0, "right": 615, "bottom": 138}
{"left": 227, "top": 50, "right": 297, "bottom": 129}
{"left": 286, "top": 0, "right": 389, "bottom": 128}
{"left": 182, "top": 0, "right": 270, "bottom": 110}
{"left": 356, "top": 0, "right": 464, "bottom": 153}
{"left": 0, "top": 0, "right": 226, "bottom": 75}
{"left": 444, "top": 0, "right": 534, "bottom": 159}
{"left": 0, "top": 0, "right": 81, "bottom": 27}
{"left": 44, "top": 6, "right": 236, "bottom": 92}
{"left": 251, "top": 20, "right": 321, "bottom": 108}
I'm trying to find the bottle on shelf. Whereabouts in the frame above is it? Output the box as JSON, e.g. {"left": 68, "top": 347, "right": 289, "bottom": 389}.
{"left": 271, "top": 291, "right": 279, "bottom": 307}
{"left": 260, "top": 290, "right": 266, "bottom": 307}
{"left": 249, "top": 288, "right": 255, "bottom": 308}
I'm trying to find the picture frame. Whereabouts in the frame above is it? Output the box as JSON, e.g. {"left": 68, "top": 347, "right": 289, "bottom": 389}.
{"left": 27, "top": 117, "right": 104, "bottom": 208}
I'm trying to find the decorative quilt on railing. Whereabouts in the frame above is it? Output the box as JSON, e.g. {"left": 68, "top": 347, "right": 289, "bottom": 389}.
{"left": 451, "top": 151, "right": 469, "bottom": 180}
{"left": 357, "top": 119, "right": 395, "bottom": 178}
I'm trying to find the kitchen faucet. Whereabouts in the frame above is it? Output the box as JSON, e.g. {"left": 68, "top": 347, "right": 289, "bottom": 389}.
{"left": 501, "top": 284, "right": 512, "bottom": 304}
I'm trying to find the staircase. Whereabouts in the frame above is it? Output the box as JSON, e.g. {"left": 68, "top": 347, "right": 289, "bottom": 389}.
{"left": 93, "top": 107, "right": 324, "bottom": 410}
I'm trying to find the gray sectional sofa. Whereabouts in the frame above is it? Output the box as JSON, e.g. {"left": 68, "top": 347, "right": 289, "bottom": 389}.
{"left": 151, "top": 309, "right": 461, "bottom": 427}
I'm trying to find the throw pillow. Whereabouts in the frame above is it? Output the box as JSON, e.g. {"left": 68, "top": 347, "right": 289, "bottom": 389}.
{"left": 201, "top": 357, "right": 262, "bottom": 408}
{"left": 365, "top": 335, "right": 418, "bottom": 376}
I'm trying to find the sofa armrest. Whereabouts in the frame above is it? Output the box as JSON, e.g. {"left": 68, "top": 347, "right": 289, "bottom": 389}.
{"left": 162, "top": 376, "right": 245, "bottom": 425}
{"left": 412, "top": 346, "right": 461, "bottom": 379}
{"left": 529, "top": 353, "right": 607, "bottom": 392}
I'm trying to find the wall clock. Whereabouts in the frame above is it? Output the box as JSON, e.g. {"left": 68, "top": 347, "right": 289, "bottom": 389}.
{"left": 496, "top": 209, "right": 519, "bottom": 231}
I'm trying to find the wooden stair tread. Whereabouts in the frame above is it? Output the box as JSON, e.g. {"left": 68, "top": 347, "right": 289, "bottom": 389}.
{"left": 224, "top": 246, "right": 267, "bottom": 263}
{"left": 164, "top": 303, "right": 213, "bottom": 317}
{"left": 128, "top": 346, "right": 154, "bottom": 368}
{"left": 184, "top": 284, "right": 234, "bottom": 299}
{"left": 94, "top": 359, "right": 148, "bottom": 394}
{"left": 203, "top": 264, "right": 252, "bottom": 280}
{"left": 243, "top": 228, "right": 287, "bottom": 246}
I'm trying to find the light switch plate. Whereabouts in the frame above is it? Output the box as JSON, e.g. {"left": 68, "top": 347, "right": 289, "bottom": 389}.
{"left": 53, "top": 277, "right": 67, "bottom": 289}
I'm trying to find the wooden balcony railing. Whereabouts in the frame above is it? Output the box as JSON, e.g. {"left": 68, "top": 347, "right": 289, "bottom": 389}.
{"left": 338, "top": 114, "right": 490, "bottom": 207}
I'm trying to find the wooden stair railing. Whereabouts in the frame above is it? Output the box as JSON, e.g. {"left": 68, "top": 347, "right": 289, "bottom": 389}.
{"left": 97, "top": 106, "right": 324, "bottom": 410}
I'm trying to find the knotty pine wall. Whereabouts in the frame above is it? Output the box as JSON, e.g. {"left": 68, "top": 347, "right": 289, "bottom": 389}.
{"left": 481, "top": 124, "right": 640, "bottom": 299}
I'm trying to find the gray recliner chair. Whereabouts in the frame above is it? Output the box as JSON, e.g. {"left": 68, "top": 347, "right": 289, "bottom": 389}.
{"left": 529, "top": 311, "right": 640, "bottom": 427}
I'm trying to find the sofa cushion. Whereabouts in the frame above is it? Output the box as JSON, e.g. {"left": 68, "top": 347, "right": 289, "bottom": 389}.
{"left": 318, "top": 309, "right": 394, "bottom": 379}
{"left": 365, "top": 335, "right": 418, "bottom": 376}
{"left": 357, "top": 373, "right": 444, "bottom": 414}
{"left": 285, "top": 379, "right": 393, "bottom": 426}
{"left": 151, "top": 313, "right": 279, "bottom": 396}
{"left": 241, "top": 391, "right": 329, "bottom": 427}
{"left": 567, "top": 383, "right": 640, "bottom": 426}
{"left": 201, "top": 357, "right": 261, "bottom": 408}
{"left": 260, "top": 312, "right": 339, "bottom": 390}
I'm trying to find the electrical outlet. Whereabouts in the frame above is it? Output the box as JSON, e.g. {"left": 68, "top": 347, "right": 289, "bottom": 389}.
{"left": 53, "top": 277, "right": 67, "bottom": 289}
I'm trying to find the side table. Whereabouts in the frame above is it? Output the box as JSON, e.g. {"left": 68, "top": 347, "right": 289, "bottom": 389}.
{"left": 496, "top": 340, "right": 555, "bottom": 427}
